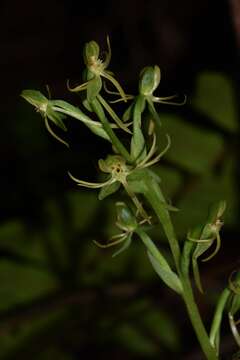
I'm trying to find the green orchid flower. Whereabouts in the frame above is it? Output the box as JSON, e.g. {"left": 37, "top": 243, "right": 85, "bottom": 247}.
{"left": 105, "top": 66, "right": 184, "bottom": 162}
{"left": 67, "top": 38, "right": 131, "bottom": 134}
{"left": 67, "top": 37, "right": 126, "bottom": 102}
{"left": 21, "top": 89, "right": 69, "bottom": 147}
{"left": 68, "top": 131, "right": 170, "bottom": 222}
{"left": 187, "top": 200, "right": 226, "bottom": 292}
{"left": 108, "top": 65, "right": 186, "bottom": 126}
{"left": 93, "top": 202, "right": 139, "bottom": 257}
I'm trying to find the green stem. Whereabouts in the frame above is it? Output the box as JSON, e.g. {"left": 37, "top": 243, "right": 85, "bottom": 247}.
{"left": 181, "top": 242, "right": 218, "bottom": 360}
{"left": 90, "top": 99, "right": 132, "bottom": 163}
{"left": 209, "top": 288, "right": 230, "bottom": 351}
{"left": 143, "top": 177, "right": 181, "bottom": 270}
{"left": 144, "top": 175, "right": 217, "bottom": 359}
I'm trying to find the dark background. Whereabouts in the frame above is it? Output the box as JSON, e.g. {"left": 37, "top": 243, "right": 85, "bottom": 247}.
{"left": 0, "top": 0, "right": 239, "bottom": 359}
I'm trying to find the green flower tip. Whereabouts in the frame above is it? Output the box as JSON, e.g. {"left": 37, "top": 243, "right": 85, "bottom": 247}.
{"left": 139, "top": 65, "right": 161, "bottom": 96}
{"left": 116, "top": 202, "right": 138, "bottom": 231}
{"left": 21, "top": 90, "right": 47, "bottom": 109}
{"left": 83, "top": 40, "right": 100, "bottom": 66}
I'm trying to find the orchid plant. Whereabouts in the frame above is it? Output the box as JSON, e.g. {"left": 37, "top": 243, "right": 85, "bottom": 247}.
{"left": 21, "top": 38, "right": 240, "bottom": 359}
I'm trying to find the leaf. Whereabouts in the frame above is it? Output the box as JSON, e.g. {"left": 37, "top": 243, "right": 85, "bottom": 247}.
{"left": 147, "top": 251, "right": 183, "bottom": 294}
{"left": 122, "top": 103, "right": 134, "bottom": 122}
{"left": 159, "top": 113, "right": 224, "bottom": 174}
{"left": 98, "top": 181, "right": 121, "bottom": 200}
{"left": 116, "top": 323, "right": 158, "bottom": 355}
{"left": 83, "top": 99, "right": 94, "bottom": 112}
{"left": 192, "top": 72, "right": 238, "bottom": 132}
{"left": 131, "top": 125, "right": 146, "bottom": 161}
{"left": 192, "top": 255, "right": 204, "bottom": 293}
{"left": 52, "top": 100, "right": 110, "bottom": 141}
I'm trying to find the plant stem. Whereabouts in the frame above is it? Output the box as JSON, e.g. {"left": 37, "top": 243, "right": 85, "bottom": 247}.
{"left": 181, "top": 279, "right": 218, "bottom": 359}
{"left": 181, "top": 242, "right": 218, "bottom": 359}
{"left": 209, "top": 288, "right": 230, "bottom": 351}
{"left": 143, "top": 175, "right": 181, "bottom": 270}
{"left": 144, "top": 176, "right": 218, "bottom": 359}
{"left": 91, "top": 99, "right": 132, "bottom": 163}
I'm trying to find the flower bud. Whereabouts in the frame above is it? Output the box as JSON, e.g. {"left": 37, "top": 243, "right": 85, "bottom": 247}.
{"left": 83, "top": 41, "right": 100, "bottom": 66}
{"left": 116, "top": 202, "right": 137, "bottom": 231}
{"left": 139, "top": 66, "right": 161, "bottom": 96}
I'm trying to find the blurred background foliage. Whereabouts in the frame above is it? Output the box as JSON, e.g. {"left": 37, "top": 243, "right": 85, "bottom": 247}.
{"left": 1, "top": 0, "right": 240, "bottom": 358}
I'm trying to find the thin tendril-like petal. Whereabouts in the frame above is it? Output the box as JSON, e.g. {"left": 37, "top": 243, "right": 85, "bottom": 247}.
{"left": 67, "top": 79, "right": 89, "bottom": 92}
{"left": 112, "top": 234, "right": 132, "bottom": 257}
{"left": 108, "top": 96, "right": 134, "bottom": 104}
{"left": 68, "top": 171, "right": 114, "bottom": 188}
{"left": 155, "top": 94, "right": 179, "bottom": 101}
{"left": 101, "top": 72, "right": 127, "bottom": 102}
{"left": 140, "top": 134, "right": 171, "bottom": 169}
{"left": 44, "top": 117, "right": 69, "bottom": 148}
{"left": 97, "top": 95, "right": 132, "bottom": 134}
{"left": 202, "top": 232, "right": 221, "bottom": 262}
{"left": 103, "top": 81, "right": 121, "bottom": 95}
{"left": 187, "top": 236, "right": 213, "bottom": 243}
{"left": 110, "top": 233, "right": 127, "bottom": 240}
{"left": 103, "top": 81, "right": 134, "bottom": 99}
{"left": 229, "top": 313, "right": 240, "bottom": 347}
{"left": 93, "top": 234, "right": 128, "bottom": 248}
{"left": 136, "top": 132, "right": 157, "bottom": 168}
{"left": 153, "top": 94, "right": 187, "bottom": 106}
{"left": 103, "top": 35, "right": 112, "bottom": 68}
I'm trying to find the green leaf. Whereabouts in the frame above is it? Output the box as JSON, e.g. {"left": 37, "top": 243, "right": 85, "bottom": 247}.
{"left": 131, "top": 125, "right": 146, "bottom": 161}
{"left": 52, "top": 100, "right": 110, "bottom": 141}
{"left": 147, "top": 251, "right": 183, "bottom": 294}
{"left": 116, "top": 323, "right": 158, "bottom": 355}
{"left": 83, "top": 98, "right": 94, "bottom": 112}
{"left": 98, "top": 181, "right": 121, "bottom": 200}
{"left": 159, "top": 114, "right": 224, "bottom": 174}
{"left": 192, "top": 72, "right": 238, "bottom": 132}
{"left": 122, "top": 103, "right": 134, "bottom": 122}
